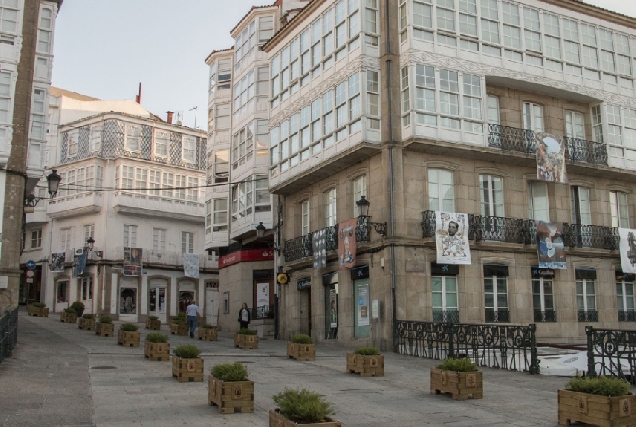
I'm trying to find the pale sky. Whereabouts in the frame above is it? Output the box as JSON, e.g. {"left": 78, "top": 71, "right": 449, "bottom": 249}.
{"left": 52, "top": 0, "right": 636, "bottom": 129}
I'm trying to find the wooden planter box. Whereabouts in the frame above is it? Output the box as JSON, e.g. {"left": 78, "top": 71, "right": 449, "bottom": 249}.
{"left": 171, "top": 356, "right": 204, "bottom": 382}
{"left": 208, "top": 376, "right": 254, "bottom": 414}
{"left": 28, "top": 305, "right": 49, "bottom": 317}
{"left": 430, "top": 368, "right": 483, "bottom": 401}
{"left": 198, "top": 327, "right": 218, "bottom": 341}
{"left": 287, "top": 342, "right": 316, "bottom": 361}
{"left": 144, "top": 341, "right": 170, "bottom": 361}
{"left": 118, "top": 330, "right": 140, "bottom": 347}
{"left": 234, "top": 334, "right": 258, "bottom": 349}
{"left": 145, "top": 318, "right": 162, "bottom": 330}
{"left": 60, "top": 312, "right": 77, "bottom": 324}
{"left": 78, "top": 317, "right": 96, "bottom": 330}
{"left": 346, "top": 353, "right": 384, "bottom": 377}
{"left": 170, "top": 322, "right": 189, "bottom": 336}
{"left": 269, "top": 409, "right": 341, "bottom": 427}
{"left": 95, "top": 322, "right": 114, "bottom": 337}
{"left": 558, "top": 389, "right": 636, "bottom": 427}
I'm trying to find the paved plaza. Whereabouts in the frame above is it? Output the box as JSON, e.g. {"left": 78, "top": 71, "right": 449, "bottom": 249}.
{"left": 0, "top": 310, "right": 599, "bottom": 426}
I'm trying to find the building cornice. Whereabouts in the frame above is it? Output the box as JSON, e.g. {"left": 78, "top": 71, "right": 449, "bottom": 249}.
{"left": 230, "top": 5, "right": 278, "bottom": 38}
{"left": 263, "top": 0, "right": 322, "bottom": 53}
{"left": 204, "top": 48, "right": 233, "bottom": 65}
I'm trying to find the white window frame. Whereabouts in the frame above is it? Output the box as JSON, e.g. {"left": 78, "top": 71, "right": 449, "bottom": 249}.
{"left": 353, "top": 175, "right": 367, "bottom": 217}
{"left": 617, "top": 279, "right": 635, "bottom": 316}
{"left": 125, "top": 124, "right": 141, "bottom": 152}
{"left": 523, "top": 102, "right": 544, "bottom": 132}
{"left": 484, "top": 275, "right": 508, "bottom": 312}
{"left": 325, "top": 188, "right": 337, "bottom": 227}
{"left": 576, "top": 278, "right": 596, "bottom": 313}
{"left": 123, "top": 224, "right": 138, "bottom": 248}
{"left": 181, "top": 231, "right": 194, "bottom": 254}
{"left": 155, "top": 129, "right": 169, "bottom": 157}
{"left": 432, "top": 276, "right": 458, "bottom": 312}
{"left": 212, "top": 198, "right": 228, "bottom": 232}
{"left": 428, "top": 169, "right": 454, "bottom": 212}
{"left": 532, "top": 276, "right": 555, "bottom": 312}
{"left": 152, "top": 228, "right": 166, "bottom": 252}
{"left": 479, "top": 174, "right": 504, "bottom": 217}
{"left": 528, "top": 181, "right": 549, "bottom": 222}
{"left": 30, "top": 229, "right": 42, "bottom": 249}
{"left": 610, "top": 190, "right": 629, "bottom": 228}
{"left": 301, "top": 200, "right": 310, "bottom": 235}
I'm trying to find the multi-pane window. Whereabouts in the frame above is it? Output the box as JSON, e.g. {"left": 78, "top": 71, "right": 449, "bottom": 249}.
{"left": 126, "top": 124, "right": 141, "bottom": 151}
{"left": 60, "top": 228, "right": 72, "bottom": 253}
{"left": 592, "top": 105, "right": 603, "bottom": 143}
{"left": 155, "top": 130, "right": 169, "bottom": 157}
{"left": 0, "top": 71, "right": 11, "bottom": 124}
{"left": 528, "top": 181, "right": 549, "bottom": 222}
{"left": 212, "top": 198, "right": 228, "bottom": 232}
{"left": 36, "top": 8, "right": 52, "bottom": 54}
{"left": 484, "top": 274, "right": 508, "bottom": 322}
{"left": 524, "top": 7, "right": 541, "bottom": 52}
{"left": 174, "top": 174, "right": 186, "bottom": 200}
{"left": 31, "top": 229, "right": 42, "bottom": 249}
{"left": 523, "top": 102, "right": 544, "bottom": 132}
{"left": 428, "top": 169, "right": 454, "bottom": 212}
{"left": 214, "top": 150, "right": 229, "bottom": 183}
{"left": 120, "top": 165, "right": 133, "bottom": 190}
{"left": 152, "top": 228, "right": 166, "bottom": 252}
{"left": 254, "top": 175, "right": 270, "bottom": 212}
{"left": 259, "top": 15, "right": 274, "bottom": 43}
{"left": 233, "top": 69, "right": 255, "bottom": 118}
{"left": 487, "top": 95, "right": 499, "bottom": 125}
{"left": 432, "top": 276, "right": 458, "bottom": 322}
{"left": 437, "top": 0, "right": 455, "bottom": 33}
{"left": 479, "top": 175, "right": 503, "bottom": 217}
{"left": 186, "top": 177, "right": 198, "bottom": 202}
{"left": 181, "top": 231, "right": 194, "bottom": 254}
{"left": 205, "top": 201, "right": 212, "bottom": 234}
{"left": 123, "top": 225, "right": 137, "bottom": 247}
{"left": 415, "top": 65, "right": 436, "bottom": 125}
{"left": 133, "top": 167, "right": 146, "bottom": 194}
{"left": 353, "top": 175, "right": 367, "bottom": 216}
{"left": 84, "top": 225, "right": 94, "bottom": 243}
{"left": 67, "top": 130, "right": 78, "bottom": 157}
{"left": 232, "top": 123, "right": 254, "bottom": 169}
{"left": 617, "top": 277, "right": 635, "bottom": 321}
{"left": 576, "top": 275, "right": 597, "bottom": 321}
{"left": 161, "top": 172, "right": 173, "bottom": 198}
{"left": 481, "top": 0, "right": 499, "bottom": 45}
{"left": 532, "top": 275, "right": 555, "bottom": 321}
{"left": 325, "top": 188, "right": 337, "bottom": 227}
{"left": 364, "top": 0, "right": 379, "bottom": 46}
{"left": 571, "top": 186, "right": 591, "bottom": 226}
{"left": 0, "top": 0, "right": 19, "bottom": 33}
{"left": 301, "top": 200, "right": 310, "bottom": 235}
{"left": 401, "top": 66, "right": 410, "bottom": 125}
{"left": 149, "top": 170, "right": 161, "bottom": 196}
{"left": 90, "top": 124, "right": 102, "bottom": 153}
{"left": 502, "top": 1, "right": 521, "bottom": 53}
{"left": 31, "top": 88, "right": 46, "bottom": 140}
{"left": 565, "top": 111, "right": 585, "bottom": 139}
{"left": 231, "top": 179, "right": 253, "bottom": 220}
{"left": 610, "top": 191, "right": 629, "bottom": 228}
{"left": 367, "top": 70, "right": 380, "bottom": 129}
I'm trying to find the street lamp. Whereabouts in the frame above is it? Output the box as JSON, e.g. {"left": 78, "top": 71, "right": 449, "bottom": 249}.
{"left": 256, "top": 222, "right": 266, "bottom": 239}
{"left": 23, "top": 169, "right": 63, "bottom": 207}
{"left": 86, "top": 237, "right": 95, "bottom": 251}
{"left": 356, "top": 196, "right": 388, "bottom": 237}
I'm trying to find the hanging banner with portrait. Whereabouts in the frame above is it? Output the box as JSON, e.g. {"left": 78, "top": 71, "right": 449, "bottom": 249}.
{"left": 536, "top": 221, "right": 567, "bottom": 269}
{"left": 50, "top": 252, "right": 65, "bottom": 272}
{"left": 619, "top": 228, "right": 636, "bottom": 274}
{"left": 313, "top": 228, "right": 327, "bottom": 270}
{"left": 123, "top": 247, "right": 142, "bottom": 276}
{"left": 338, "top": 219, "right": 358, "bottom": 270}
{"left": 536, "top": 133, "right": 567, "bottom": 183}
{"left": 435, "top": 212, "right": 471, "bottom": 265}
{"left": 183, "top": 253, "right": 200, "bottom": 279}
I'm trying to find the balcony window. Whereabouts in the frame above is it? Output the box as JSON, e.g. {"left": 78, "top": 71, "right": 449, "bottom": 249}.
{"left": 571, "top": 186, "right": 591, "bottom": 226}
{"left": 617, "top": 276, "right": 635, "bottom": 322}
{"left": 214, "top": 150, "right": 229, "bottom": 183}
{"left": 30, "top": 229, "right": 42, "bottom": 249}
{"left": 532, "top": 273, "right": 555, "bottom": 322}
{"left": 84, "top": 225, "right": 94, "bottom": 243}
{"left": 610, "top": 191, "right": 629, "bottom": 228}
{"left": 528, "top": 181, "right": 549, "bottom": 222}
{"left": 325, "top": 188, "right": 337, "bottom": 227}
{"left": 125, "top": 124, "right": 141, "bottom": 151}
{"left": 181, "top": 231, "right": 194, "bottom": 254}
{"left": 212, "top": 198, "right": 228, "bottom": 232}
{"left": 576, "top": 269, "right": 597, "bottom": 322}
{"left": 487, "top": 95, "right": 499, "bottom": 125}
{"left": 301, "top": 200, "right": 310, "bottom": 235}
{"left": 428, "top": 169, "right": 454, "bottom": 212}
{"left": 565, "top": 111, "right": 585, "bottom": 139}
{"left": 155, "top": 130, "right": 169, "bottom": 157}
{"left": 123, "top": 225, "right": 137, "bottom": 248}
{"left": 60, "top": 228, "right": 72, "bottom": 253}
{"left": 432, "top": 276, "right": 458, "bottom": 323}
{"left": 479, "top": 175, "right": 504, "bottom": 217}
{"left": 152, "top": 228, "right": 166, "bottom": 251}
{"left": 484, "top": 265, "right": 509, "bottom": 323}
{"left": 353, "top": 175, "right": 366, "bottom": 217}
{"left": 523, "top": 102, "right": 544, "bottom": 132}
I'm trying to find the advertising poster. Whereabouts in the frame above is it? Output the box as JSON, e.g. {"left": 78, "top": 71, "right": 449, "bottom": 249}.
{"left": 619, "top": 228, "right": 636, "bottom": 274}
{"left": 338, "top": 219, "right": 357, "bottom": 270}
{"left": 357, "top": 283, "right": 369, "bottom": 327}
{"left": 123, "top": 247, "right": 142, "bottom": 276}
{"left": 536, "top": 221, "right": 567, "bottom": 269}
{"left": 536, "top": 133, "right": 567, "bottom": 183}
{"left": 257, "top": 282, "right": 269, "bottom": 316}
{"left": 183, "top": 253, "right": 200, "bottom": 278}
{"left": 313, "top": 228, "right": 327, "bottom": 269}
{"left": 435, "top": 212, "right": 471, "bottom": 265}
{"left": 329, "top": 289, "right": 338, "bottom": 328}
{"left": 50, "top": 252, "right": 65, "bottom": 272}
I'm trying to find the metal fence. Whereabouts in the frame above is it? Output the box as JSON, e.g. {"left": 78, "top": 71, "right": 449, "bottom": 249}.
{"left": 394, "top": 320, "right": 540, "bottom": 374}
{"left": 0, "top": 307, "right": 18, "bottom": 363}
{"left": 586, "top": 326, "right": 636, "bottom": 384}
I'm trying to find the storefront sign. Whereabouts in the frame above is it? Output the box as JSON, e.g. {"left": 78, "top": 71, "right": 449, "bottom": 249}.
{"left": 431, "top": 263, "right": 459, "bottom": 276}
{"left": 531, "top": 266, "right": 555, "bottom": 278}
{"left": 350, "top": 265, "right": 369, "bottom": 281}
{"left": 357, "top": 283, "right": 369, "bottom": 327}
{"left": 219, "top": 249, "right": 274, "bottom": 268}
{"left": 297, "top": 278, "right": 311, "bottom": 291}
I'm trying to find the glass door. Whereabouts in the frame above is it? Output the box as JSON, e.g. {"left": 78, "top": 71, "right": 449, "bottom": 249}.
{"left": 80, "top": 277, "right": 93, "bottom": 314}
{"left": 149, "top": 281, "right": 167, "bottom": 324}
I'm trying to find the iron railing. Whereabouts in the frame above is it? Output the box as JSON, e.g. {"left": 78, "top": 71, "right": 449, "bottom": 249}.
{"left": 325, "top": 225, "right": 338, "bottom": 251}
{"left": 282, "top": 221, "right": 368, "bottom": 263}
{"left": 619, "top": 310, "right": 636, "bottom": 322}
{"left": 433, "top": 310, "right": 460, "bottom": 323}
{"left": 473, "top": 215, "right": 527, "bottom": 243}
{"left": 578, "top": 310, "right": 599, "bottom": 322}
{"left": 564, "top": 136, "right": 608, "bottom": 165}
{"left": 534, "top": 310, "right": 557, "bottom": 323}
{"left": 282, "top": 234, "right": 313, "bottom": 262}
{"left": 421, "top": 210, "right": 436, "bottom": 238}
{"left": 562, "top": 224, "right": 620, "bottom": 250}
{"left": 488, "top": 124, "right": 536, "bottom": 154}
{"left": 485, "top": 309, "right": 510, "bottom": 323}
{"left": 586, "top": 326, "right": 636, "bottom": 384}
{"left": 252, "top": 304, "right": 274, "bottom": 320}
{"left": 0, "top": 307, "right": 18, "bottom": 364}
{"left": 356, "top": 216, "right": 371, "bottom": 242}
{"left": 394, "top": 320, "right": 539, "bottom": 374}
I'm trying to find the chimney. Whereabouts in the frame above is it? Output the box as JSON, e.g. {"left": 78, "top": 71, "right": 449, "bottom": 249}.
{"left": 135, "top": 82, "right": 142, "bottom": 104}
{"left": 166, "top": 111, "right": 174, "bottom": 124}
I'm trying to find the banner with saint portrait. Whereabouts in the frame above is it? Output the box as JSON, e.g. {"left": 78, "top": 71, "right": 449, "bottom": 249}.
{"left": 435, "top": 212, "right": 471, "bottom": 265}
{"left": 123, "top": 247, "right": 142, "bottom": 276}
{"left": 536, "top": 221, "right": 566, "bottom": 269}
{"left": 50, "top": 252, "right": 65, "bottom": 272}
{"left": 619, "top": 228, "right": 636, "bottom": 274}
{"left": 338, "top": 219, "right": 358, "bottom": 270}
{"left": 536, "top": 132, "right": 567, "bottom": 184}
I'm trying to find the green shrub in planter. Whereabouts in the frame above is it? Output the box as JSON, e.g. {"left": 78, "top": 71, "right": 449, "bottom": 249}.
{"left": 291, "top": 334, "right": 313, "bottom": 344}
{"left": 82, "top": 314, "right": 95, "bottom": 319}
{"left": 70, "top": 301, "right": 85, "bottom": 310}
{"left": 63, "top": 308, "right": 76, "bottom": 314}
{"left": 99, "top": 316, "right": 112, "bottom": 324}
{"left": 354, "top": 347, "right": 379, "bottom": 356}
{"left": 238, "top": 328, "right": 257, "bottom": 335}
{"left": 210, "top": 362, "right": 249, "bottom": 382}
{"left": 201, "top": 323, "right": 216, "bottom": 329}
{"left": 146, "top": 333, "right": 168, "bottom": 343}
{"left": 437, "top": 357, "right": 478, "bottom": 372}
{"left": 147, "top": 315, "right": 159, "bottom": 321}
{"left": 567, "top": 376, "right": 630, "bottom": 397}
{"left": 272, "top": 388, "right": 335, "bottom": 424}
{"left": 32, "top": 302, "right": 46, "bottom": 308}
{"left": 120, "top": 323, "right": 138, "bottom": 332}
{"left": 173, "top": 345, "right": 201, "bottom": 359}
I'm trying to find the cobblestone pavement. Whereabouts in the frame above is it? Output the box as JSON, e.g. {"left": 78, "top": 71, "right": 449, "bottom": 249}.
{"left": 0, "top": 310, "right": 590, "bottom": 426}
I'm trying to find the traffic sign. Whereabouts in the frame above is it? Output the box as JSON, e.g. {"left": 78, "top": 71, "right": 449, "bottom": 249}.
{"left": 26, "top": 260, "right": 36, "bottom": 270}
{"left": 26, "top": 270, "right": 34, "bottom": 278}
{"left": 26, "top": 278, "right": 33, "bottom": 283}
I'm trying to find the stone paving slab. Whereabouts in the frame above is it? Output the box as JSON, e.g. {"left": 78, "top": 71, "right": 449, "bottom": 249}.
{"left": 2, "top": 310, "right": 618, "bottom": 426}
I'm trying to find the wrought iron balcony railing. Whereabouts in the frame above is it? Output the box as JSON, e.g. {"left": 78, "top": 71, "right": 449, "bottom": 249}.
{"left": 485, "top": 309, "right": 510, "bottom": 323}
{"left": 578, "top": 310, "right": 599, "bottom": 322}
{"left": 534, "top": 310, "right": 557, "bottom": 323}
{"left": 618, "top": 310, "right": 636, "bottom": 322}
{"left": 473, "top": 215, "right": 527, "bottom": 243}
{"left": 488, "top": 124, "right": 608, "bottom": 166}
{"left": 356, "top": 216, "right": 371, "bottom": 242}
{"left": 421, "top": 210, "right": 436, "bottom": 238}
{"left": 282, "top": 234, "right": 313, "bottom": 262}
{"left": 433, "top": 310, "right": 460, "bottom": 323}
{"left": 562, "top": 224, "right": 619, "bottom": 250}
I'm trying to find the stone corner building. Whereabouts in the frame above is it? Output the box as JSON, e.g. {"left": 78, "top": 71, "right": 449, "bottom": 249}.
{"left": 260, "top": 0, "right": 636, "bottom": 347}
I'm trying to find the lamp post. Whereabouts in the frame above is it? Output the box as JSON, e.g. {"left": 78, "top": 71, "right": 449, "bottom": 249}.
{"left": 23, "top": 169, "right": 62, "bottom": 207}
{"left": 356, "top": 196, "right": 387, "bottom": 237}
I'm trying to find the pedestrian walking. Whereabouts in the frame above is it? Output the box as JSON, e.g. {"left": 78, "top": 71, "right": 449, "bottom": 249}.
{"left": 186, "top": 300, "right": 200, "bottom": 338}
{"left": 238, "top": 302, "right": 251, "bottom": 329}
